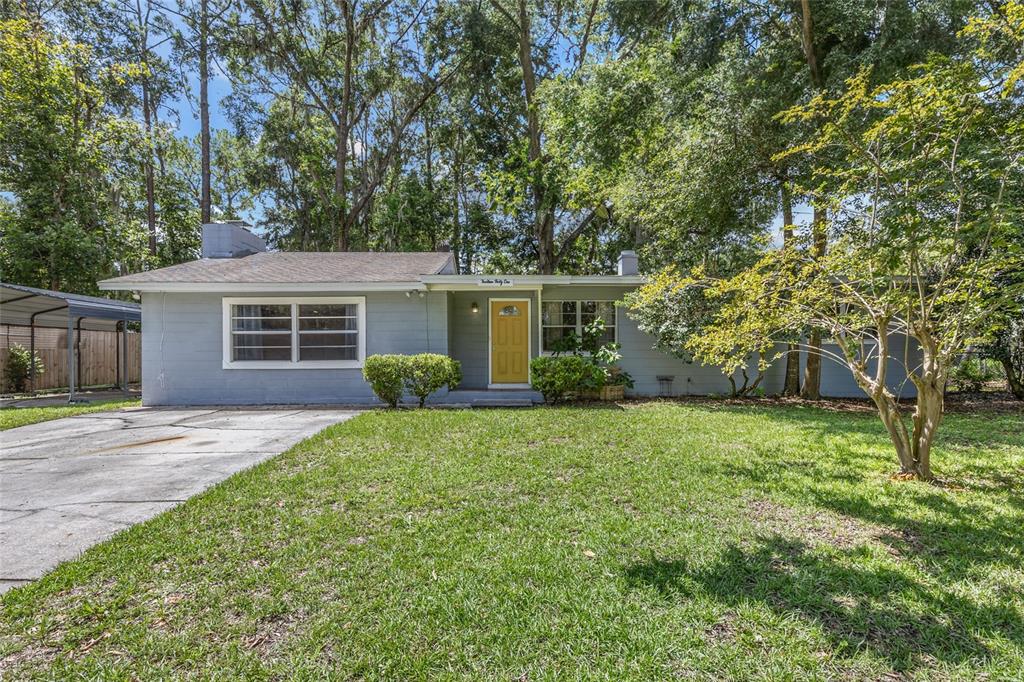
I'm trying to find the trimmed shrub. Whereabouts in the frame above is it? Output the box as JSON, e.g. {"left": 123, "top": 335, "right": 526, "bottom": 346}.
{"left": 363, "top": 354, "right": 409, "bottom": 407}
{"left": 405, "top": 354, "right": 462, "bottom": 407}
{"left": 363, "top": 353, "right": 463, "bottom": 407}
{"left": 4, "top": 343, "right": 44, "bottom": 393}
{"left": 530, "top": 355, "right": 593, "bottom": 404}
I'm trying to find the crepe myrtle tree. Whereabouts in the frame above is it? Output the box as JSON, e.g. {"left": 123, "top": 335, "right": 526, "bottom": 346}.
{"left": 639, "top": 53, "right": 1022, "bottom": 481}
{"left": 624, "top": 269, "right": 771, "bottom": 398}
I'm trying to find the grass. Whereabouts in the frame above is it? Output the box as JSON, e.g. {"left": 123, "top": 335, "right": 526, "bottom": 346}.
{"left": 1, "top": 402, "right": 1022, "bottom": 679}
{"left": 0, "top": 399, "right": 141, "bottom": 431}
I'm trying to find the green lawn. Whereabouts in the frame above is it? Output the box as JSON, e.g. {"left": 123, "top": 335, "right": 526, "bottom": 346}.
{"left": 0, "top": 399, "right": 141, "bottom": 431}
{"left": 1, "top": 403, "right": 1022, "bottom": 679}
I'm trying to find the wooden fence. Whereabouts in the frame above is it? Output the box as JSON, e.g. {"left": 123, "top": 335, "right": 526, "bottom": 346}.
{"left": 0, "top": 324, "right": 141, "bottom": 392}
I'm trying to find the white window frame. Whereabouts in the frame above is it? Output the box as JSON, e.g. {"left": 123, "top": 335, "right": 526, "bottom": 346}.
{"left": 222, "top": 296, "right": 366, "bottom": 370}
{"left": 541, "top": 300, "right": 618, "bottom": 354}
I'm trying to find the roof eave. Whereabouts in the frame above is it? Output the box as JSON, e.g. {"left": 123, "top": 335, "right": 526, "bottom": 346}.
{"left": 97, "top": 272, "right": 648, "bottom": 292}
{"left": 420, "top": 275, "right": 647, "bottom": 286}
{"left": 98, "top": 280, "right": 429, "bottom": 293}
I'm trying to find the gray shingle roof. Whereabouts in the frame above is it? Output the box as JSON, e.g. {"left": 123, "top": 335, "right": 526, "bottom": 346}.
{"left": 100, "top": 251, "right": 455, "bottom": 285}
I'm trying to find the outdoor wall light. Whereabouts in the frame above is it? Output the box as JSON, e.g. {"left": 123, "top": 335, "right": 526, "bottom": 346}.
{"left": 470, "top": 301, "right": 479, "bottom": 314}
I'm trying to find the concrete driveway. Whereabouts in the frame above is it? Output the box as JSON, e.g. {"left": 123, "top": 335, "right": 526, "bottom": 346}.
{"left": 0, "top": 407, "right": 357, "bottom": 593}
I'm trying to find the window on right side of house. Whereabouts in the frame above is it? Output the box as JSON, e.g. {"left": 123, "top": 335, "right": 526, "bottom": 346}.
{"left": 542, "top": 300, "right": 577, "bottom": 352}
{"left": 542, "top": 300, "right": 616, "bottom": 352}
{"left": 581, "top": 301, "right": 616, "bottom": 346}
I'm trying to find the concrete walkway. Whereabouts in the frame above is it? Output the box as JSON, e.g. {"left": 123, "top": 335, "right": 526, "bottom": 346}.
{"left": 0, "top": 407, "right": 356, "bottom": 593}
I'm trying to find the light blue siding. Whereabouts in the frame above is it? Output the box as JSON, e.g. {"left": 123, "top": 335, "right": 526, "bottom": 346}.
{"left": 141, "top": 291, "right": 449, "bottom": 405}
{"left": 448, "top": 291, "right": 538, "bottom": 388}
{"left": 802, "top": 336, "right": 920, "bottom": 399}
{"left": 141, "top": 283, "right": 921, "bottom": 404}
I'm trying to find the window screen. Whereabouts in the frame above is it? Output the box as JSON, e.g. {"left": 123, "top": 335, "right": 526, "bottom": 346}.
{"left": 230, "top": 304, "right": 292, "bottom": 361}
{"left": 582, "top": 301, "right": 616, "bottom": 346}
{"left": 298, "top": 303, "right": 358, "bottom": 361}
{"left": 541, "top": 300, "right": 616, "bottom": 352}
{"left": 542, "top": 301, "right": 578, "bottom": 352}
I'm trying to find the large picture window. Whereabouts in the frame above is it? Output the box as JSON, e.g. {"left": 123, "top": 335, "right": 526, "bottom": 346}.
{"left": 542, "top": 300, "right": 616, "bottom": 353}
{"left": 223, "top": 297, "right": 365, "bottom": 369}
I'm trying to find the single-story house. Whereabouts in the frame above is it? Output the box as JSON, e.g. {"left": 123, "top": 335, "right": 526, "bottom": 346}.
{"left": 99, "top": 222, "right": 919, "bottom": 406}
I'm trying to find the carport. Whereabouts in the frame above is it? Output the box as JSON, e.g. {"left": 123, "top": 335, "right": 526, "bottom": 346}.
{"left": 0, "top": 283, "right": 141, "bottom": 402}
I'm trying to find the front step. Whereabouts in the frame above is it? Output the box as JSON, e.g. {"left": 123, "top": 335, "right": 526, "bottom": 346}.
{"left": 470, "top": 398, "right": 536, "bottom": 408}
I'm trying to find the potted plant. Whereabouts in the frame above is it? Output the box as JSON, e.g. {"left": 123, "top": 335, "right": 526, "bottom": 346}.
{"left": 600, "top": 365, "right": 634, "bottom": 400}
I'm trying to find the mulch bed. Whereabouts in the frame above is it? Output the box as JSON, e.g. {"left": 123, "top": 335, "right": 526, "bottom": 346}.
{"left": 615, "top": 391, "right": 1022, "bottom": 415}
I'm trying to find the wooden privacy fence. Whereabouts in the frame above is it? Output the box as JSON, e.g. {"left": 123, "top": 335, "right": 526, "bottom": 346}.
{"left": 0, "top": 324, "right": 141, "bottom": 392}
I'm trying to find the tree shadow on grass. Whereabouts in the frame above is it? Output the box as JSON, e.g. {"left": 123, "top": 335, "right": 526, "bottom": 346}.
{"left": 806, "top": 487, "right": 1024, "bottom": 579}
{"left": 737, "top": 403, "right": 1024, "bottom": 451}
{"left": 624, "top": 535, "right": 1022, "bottom": 673}
{"left": 717, "top": 455, "right": 1024, "bottom": 581}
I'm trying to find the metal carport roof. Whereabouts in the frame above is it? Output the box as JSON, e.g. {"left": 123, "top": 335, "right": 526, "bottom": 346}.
{"left": 1, "top": 283, "right": 141, "bottom": 401}
{"left": 1, "top": 282, "right": 140, "bottom": 331}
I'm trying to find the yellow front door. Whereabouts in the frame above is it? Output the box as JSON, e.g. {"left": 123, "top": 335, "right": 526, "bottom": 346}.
{"left": 490, "top": 300, "right": 529, "bottom": 384}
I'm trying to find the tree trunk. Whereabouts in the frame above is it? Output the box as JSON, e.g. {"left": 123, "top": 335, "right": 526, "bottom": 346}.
{"left": 515, "top": 0, "right": 554, "bottom": 274}
{"left": 910, "top": 382, "right": 943, "bottom": 481}
{"left": 142, "top": 78, "right": 157, "bottom": 256}
{"left": 335, "top": 127, "right": 350, "bottom": 251}
{"left": 798, "top": 0, "right": 827, "bottom": 400}
{"left": 871, "top": 391, "right": 918, "bottom": 474}
{"left": 537, "top": 211, "right": 555, "bottom": 274}
{"left": 800, "top": 205, "right": 827, "bottom": 399}
{"left": 133, "top": 2, "right": 158, "bottom": 258}
{"left": 798, "top": 0, "right": 824, "bottom": 90}
{"left": 846, "top": 351, "right": 918, "bottom": 476}
{"left": 844, "top": 323, "right": 943, "bottom": 481}
{"left": 451, "top": 132, "right": 462, "bottom": 273}
{"left": 335, "top": 1, "right": 355, "bottom": 251}
{"left": 802, "top": 331, "right": 823, "bottom": 399}
{"left": 424, "top": 114, "right": 436, "bottom": 250}
{"left": 1002, "top": 357, "right": 1024, "bottom": 400}
{"left": 909, "top": 339, "right": 945, "bottom": 481}
{"left": 781, "top": 179, "right": 800, "bottom": 396}
{"left": 199, "top": 0, "right": 211, "bottom": 223}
